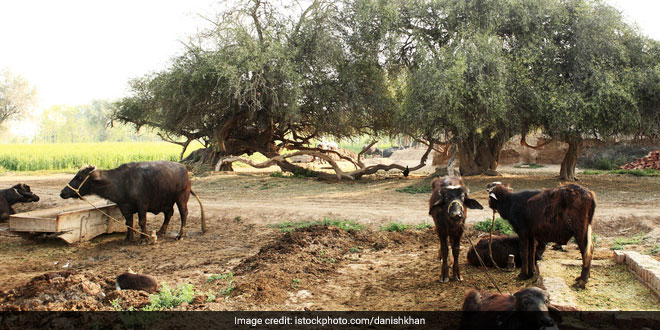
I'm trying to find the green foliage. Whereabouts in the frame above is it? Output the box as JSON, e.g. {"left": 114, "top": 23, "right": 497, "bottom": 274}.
{"left": 291, "top": 278, "right": 301, "bottom": 289}
{"left": 648, "top": 245, "right": 660, "bottom": 256}
{"left": 610, "top": 233, "right": 646, "bottom": 250}
{"left": 379, "top": 221, "right": 411, "bottom": 232}
{"left": 473, "top": 218, "right": 515, "bottom": 236}
{"left": 396, "top": 184, "right": 431, "bottom": 194}
{"left": 205, "top": 290, "right": 216, "bottom": 303}
{"left": 514, "top": 163, "right": 545, "bottom": 169}
{"left": 415, "top": 221, "right": 434, "bottom": 230}
{"left": 582, "top": 169, "right": 660, "bottom": 177}
{"left": 271, "top": 217, "right": 365, "bottom": 232}
{"left": 0, "top": 142, "right": 201, "bottom": 172}
{"left": 349, "top": 246, "right": 360, "bottom": 253}
{"left": 145, "top": 283, "right": 196, "bottom": 310}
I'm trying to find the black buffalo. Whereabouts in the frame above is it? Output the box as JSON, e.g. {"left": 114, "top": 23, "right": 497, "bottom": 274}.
{"left": 0, "top": 184, "right": 40, "bottom": 221}
{"left": 429, "top": 176, "right": 483, "bottom": 282}
{"left": 60, "top": 161, "right": 205, "bottom": 244}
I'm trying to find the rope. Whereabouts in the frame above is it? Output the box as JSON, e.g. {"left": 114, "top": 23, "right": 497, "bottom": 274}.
{"left": 67, "top": 175, "right": 150, "bottom": 239}
{"left": 462, "top": 223, "right": 504, "bottom": 294}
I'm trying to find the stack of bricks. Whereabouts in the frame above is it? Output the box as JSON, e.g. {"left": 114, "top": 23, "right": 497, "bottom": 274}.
{"left": 613, "top": 250, "right": 660, "bottom": 297}
{"left": 620, "top": 150, "right": 660, "bottom": 170}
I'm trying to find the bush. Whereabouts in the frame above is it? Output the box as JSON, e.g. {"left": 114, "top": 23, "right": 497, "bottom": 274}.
{"left": 143, "top": 283, "right": 196, "bottom": 311}
{"left": 473, "top": 217, "right": 514, "bottom": 235}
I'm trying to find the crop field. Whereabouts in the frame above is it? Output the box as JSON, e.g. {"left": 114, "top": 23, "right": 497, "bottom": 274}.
{"left": 0, "top": 142, "right": 202, "bottom": 172}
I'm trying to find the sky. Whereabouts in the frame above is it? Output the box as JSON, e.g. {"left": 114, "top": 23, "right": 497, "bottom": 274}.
{"left": 1, "top": 0, "right": 659, "bottom": 137}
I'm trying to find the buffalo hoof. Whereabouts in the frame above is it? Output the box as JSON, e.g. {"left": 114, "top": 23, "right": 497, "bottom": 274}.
{"left": 175, "top": 234, "right": 186, "bottom": 240}
{"left": 453, "top": 274, "right": 463, "bottom": 282}
{"left": 517, "top": 272, "right": 533, "bottom": 280}
{"left": 440, "top": 276, "right": 449, "bottom": 283}
{"left": 156, "top": 229, "right": 168, "bottom": 237}
{"left": 574, "top": 277, "right": 587, "bottom": 289}
{"left": 137, "top": 237, "right": 148, "bottom": 245}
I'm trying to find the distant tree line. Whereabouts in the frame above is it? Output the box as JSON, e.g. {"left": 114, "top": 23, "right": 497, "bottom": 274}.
{"left": 114, "top": 0, "right": 660, "bottom": 180}
{"left": 34, "top": 100, "right": 160, "bottom": 143}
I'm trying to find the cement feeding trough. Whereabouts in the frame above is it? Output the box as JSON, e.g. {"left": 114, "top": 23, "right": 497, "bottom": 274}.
{"left": 9, "top": 204, "right": 126, "bottom": 244}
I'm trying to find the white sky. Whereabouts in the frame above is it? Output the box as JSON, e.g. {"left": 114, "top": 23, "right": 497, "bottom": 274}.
{"left": 1, "top": 0, "right": 659, "bottom": 137}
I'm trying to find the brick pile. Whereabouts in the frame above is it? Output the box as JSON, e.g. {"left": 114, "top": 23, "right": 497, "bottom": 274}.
{"left": 620, "top": 150, "right": 660, "bottom": 170}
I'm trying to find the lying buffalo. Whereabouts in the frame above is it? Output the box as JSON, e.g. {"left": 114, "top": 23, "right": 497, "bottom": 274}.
{"left": 60, "top": 161, "right": 205, "bottom": 244}
{"left": 0, "top": 184, "right": 40, "bottom": 221}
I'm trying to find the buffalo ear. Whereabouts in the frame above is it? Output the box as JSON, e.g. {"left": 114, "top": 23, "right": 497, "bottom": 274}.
{"left": 429, "top": 190, "right": 443, "bottom": 215}
{"left": 465, "top": 197, "right": 483, "bottom": 210}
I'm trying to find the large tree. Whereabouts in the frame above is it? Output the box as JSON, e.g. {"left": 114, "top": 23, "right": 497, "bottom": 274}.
{"left": 114, "top": 0, "right": 418, "bottom": 179}
{"left": 527, "top": 0, "right": 655, "bottom": 180}
{"left": 0, "top": 69, "right": 37, "bottom": 124}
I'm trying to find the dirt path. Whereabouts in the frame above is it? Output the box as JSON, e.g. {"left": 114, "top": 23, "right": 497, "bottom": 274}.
{"left": 0, "top": 169, "right": 659, "bottom": 311}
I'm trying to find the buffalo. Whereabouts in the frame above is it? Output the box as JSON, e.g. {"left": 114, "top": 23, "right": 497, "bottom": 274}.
{"left": 60, "top": 161, "right": 205, "bottom": 244}
{"left": 0, "top": 184, "right": 40, "bottom": 221}
{"left": 429, "top": 176, "right": 483, "bottom": 282}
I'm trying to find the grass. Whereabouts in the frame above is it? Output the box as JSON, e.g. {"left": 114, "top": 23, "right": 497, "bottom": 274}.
{"left": 396, "top": 184, "right": 431, "bottom": 194}
{"left": 380, "top": 221, "right": 411, "bottom": 232}
{"left": 380, "top": 221, "right": 433, "bottom": 232}
{"left": 473, "top": 217, "right": 515, "bottom": 235}
{"left": 610, "top": 233, "right": 646, "bottom": 250}
{"left": 563, "top": 264, "right": 660, "bottom": 310}
{"left": 270, "top": 167, "right": 318, "bottom": 178}
{"left": 270, "top": 217, "right": 366, "bottom": 232}
{"left": 0, "top": 142, "right": 203, "bottom": 172}
{"left": 513, "top": 163, "right": 545, "bottom": 169}
{"left": 582, "top": 169, "right": 660, "bottom": 177}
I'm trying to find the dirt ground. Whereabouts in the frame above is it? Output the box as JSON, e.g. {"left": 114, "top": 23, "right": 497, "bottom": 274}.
{"left": 0, "top": 165, "right": 659, "bottom": 311}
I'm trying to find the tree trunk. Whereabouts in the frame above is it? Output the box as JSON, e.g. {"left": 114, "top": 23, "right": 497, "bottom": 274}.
{"left": 458, "top": 136, "right": 506, "bottom": 176}
{"left": 559, "top": 139, "right": 583, "bottom": 181}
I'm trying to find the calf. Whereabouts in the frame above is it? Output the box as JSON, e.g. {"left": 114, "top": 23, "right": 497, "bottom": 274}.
{"left": 0, "top": 184, "right": 40, "bottom": 221}
{"left": 487, "top": 182, "right": 595, "bottom": 287}
{"left": 461, "top": 287, "right": 561, "bottom": 330}
{"left": 467, "top": 235, "right": 546, "bottom": 268}
{"left": 60, "top": 162, "right": 206, "bottom": 244}
{"left": 429, "top": 177, "right": 483, "bottom": 282}
{"left": 116, "top": 273, "right": 159, "bottom": 293}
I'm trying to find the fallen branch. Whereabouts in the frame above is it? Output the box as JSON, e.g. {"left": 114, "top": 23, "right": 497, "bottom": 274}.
{"left": 216, "top": 150, "right": 354, "bottom": 180}
{"left": 216, "top": 141, "right": 435, "bottom": 180}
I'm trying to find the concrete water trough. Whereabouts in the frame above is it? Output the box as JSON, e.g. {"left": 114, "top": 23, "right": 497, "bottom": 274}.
{"left": 8, "top": 204, "right": 126, "bottom": 244}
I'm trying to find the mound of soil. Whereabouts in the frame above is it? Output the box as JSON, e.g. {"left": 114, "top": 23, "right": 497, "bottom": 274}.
{"left": 0, "top": 270, "right": 149, "bottom": 311}
{"left": 231, "top": 225, "right": 434, "bottom": 307}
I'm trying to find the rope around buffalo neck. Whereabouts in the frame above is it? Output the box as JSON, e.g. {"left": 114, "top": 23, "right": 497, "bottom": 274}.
{"left": 67, "top": 174, "right": 150, "bottom": 239}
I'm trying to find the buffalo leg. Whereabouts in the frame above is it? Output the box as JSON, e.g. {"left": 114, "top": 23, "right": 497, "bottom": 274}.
{"left": 574, "top": 224, "right": 594, "bottom": 288}
{"left": 175, "top": 196, "right": 189, "bottom": 240}
{"left": 528, "top": 236, "right": 537, "bottom": 277}
{"left": 451, "top": 235, "right": 463, "bottom": 281}
{"left": 157, "top": 208, "right": 174, "bottom": 237}
{"left": 518, "top": 233, "right": 532, "bottom": 280}
{"left": 121, "top": 210, "right": 135, "bottom": 242}
{"left": 137, "top": 209, "right": 148, "bottom": 245}
{"left": 439, "top": 234, "right": 450, "bottom": 282}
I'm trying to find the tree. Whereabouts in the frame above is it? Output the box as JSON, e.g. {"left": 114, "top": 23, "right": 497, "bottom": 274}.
{"left": 527, "top": 0, "right": 653, "bottom": 180}
{"left": 0, "top": 69, "right": 37, "bottom": 124}
{"left": 114, "top": 0, "right": 418, "bottom": 179}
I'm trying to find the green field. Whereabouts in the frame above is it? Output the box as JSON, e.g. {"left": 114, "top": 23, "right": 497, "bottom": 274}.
{"left": 0, "top": 142, "right": 202, "bottom": 172}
